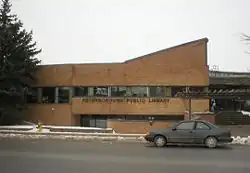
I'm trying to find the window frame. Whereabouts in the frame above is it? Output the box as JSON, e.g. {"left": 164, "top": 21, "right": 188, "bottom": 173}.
{"left": 27, "top": 87, "right": 38, "bottom": 103}
{"left": 92, "top": 86, "right": 109, "bottom": 97}
{"left": 195, "top": 122, "right": 211, "bottom": 130}
{"left": 110, "top": 86, "right": 127, "bottom": 97}
{"left": 175, "top": 121, "right": 195, "bottom": 130}
{"left": 41, "top": 87, "right": 56, "bottom": 104}
{"left": 58, "top": 87, "right": 71, "bottom": 104}
{"left": 149, "top": 86, "right": 171, "bottom": 97}
{"left": 74, "top": 86, "right": 89, "bottom": 97}
{"left": 125, "top": 86, "right": 148, "bottom": 97}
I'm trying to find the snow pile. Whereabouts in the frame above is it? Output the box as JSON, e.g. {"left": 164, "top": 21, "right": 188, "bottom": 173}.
{"left": 27, "top": 126, "right": 50, "bottom": 133}
{"left": 232, "top": 136, "right": 250, "bottom": 145}
{"left": 241, "top": 111, "right": 250, "bottom": 117}
{"left": 0, "top": 125, "right": 50, "bottom": 133}
{"left": 0, "top": 133, "right": 147, "bottom": 142}
{"left": 0, "top": 125, "right": 33, "bottom": 130}
{"left": 0, "top": 125, "right": 114, "bottom": 133}
{"left": 0, "top": 125, "right": 112, "bottom": 131}
{"left": 43, "top": 125, "right": 113, "bottom": 131}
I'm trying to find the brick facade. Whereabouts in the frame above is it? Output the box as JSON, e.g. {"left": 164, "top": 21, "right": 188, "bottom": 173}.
{"left": 25, "top": 38, "right": 210, "bottom": 133}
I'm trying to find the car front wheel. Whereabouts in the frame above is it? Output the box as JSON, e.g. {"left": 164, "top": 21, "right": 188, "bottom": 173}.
{"left": 205, "top": 136, "right": 217, "bottom": 148}
{"left": 154, "top": 135, "right": 167, "bottom": 147}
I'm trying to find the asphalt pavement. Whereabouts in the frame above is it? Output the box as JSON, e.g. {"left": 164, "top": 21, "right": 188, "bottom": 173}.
{"left": 0, "top": 139, "right": 249, "bottom": 173}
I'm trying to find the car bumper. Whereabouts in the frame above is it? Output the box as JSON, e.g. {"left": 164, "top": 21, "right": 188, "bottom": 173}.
{"left": 217, "top": 137, "right": 233, "bottom": 143}
{"left": 144, "top": 135, "right": 154, "bottom": 142}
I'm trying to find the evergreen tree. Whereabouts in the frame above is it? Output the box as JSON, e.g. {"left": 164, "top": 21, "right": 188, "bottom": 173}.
{"left": 0, "top": 0, "right": 41, "bottom": 125}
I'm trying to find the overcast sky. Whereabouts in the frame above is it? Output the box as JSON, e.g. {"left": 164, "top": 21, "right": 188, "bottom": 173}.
{"left": 11, "top": 0, "right": 250, "bottom": 71}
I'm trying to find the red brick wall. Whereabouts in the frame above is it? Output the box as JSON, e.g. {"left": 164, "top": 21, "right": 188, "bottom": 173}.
{"left": 193, "top": 113, "right": 215, "bottom": 124}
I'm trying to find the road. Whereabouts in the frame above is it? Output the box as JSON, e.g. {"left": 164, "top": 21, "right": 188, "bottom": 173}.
{"left": 0, "top": 139, "right": 249, "bottom": 173}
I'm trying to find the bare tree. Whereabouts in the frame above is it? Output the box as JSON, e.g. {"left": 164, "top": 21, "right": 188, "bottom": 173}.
{"left": 241, "top": 33, "right": 250, "bottom": 54}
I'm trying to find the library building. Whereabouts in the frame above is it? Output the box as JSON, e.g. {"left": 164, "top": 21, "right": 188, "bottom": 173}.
{"left": 24, "top": 38, "right": 210, "bottom": 133}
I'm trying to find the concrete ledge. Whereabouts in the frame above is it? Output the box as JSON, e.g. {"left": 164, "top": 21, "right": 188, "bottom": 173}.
{"left": 0, "top": 132, "right": 146, "bottom": 143}
{"left": 0, "top": 130, "right": 144, "bottom": 137}
{"left": 0, "top": 125, "right": 114, "bottom": 133}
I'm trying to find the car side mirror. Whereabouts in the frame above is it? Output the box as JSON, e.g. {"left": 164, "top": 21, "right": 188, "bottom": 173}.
{"left": 172, "top": 128, "right": 176, "bottom": 131}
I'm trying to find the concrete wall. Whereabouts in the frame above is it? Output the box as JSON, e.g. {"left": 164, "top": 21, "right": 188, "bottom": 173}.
{"left": 107, "top": 120, "right": 175, "bottom": 134}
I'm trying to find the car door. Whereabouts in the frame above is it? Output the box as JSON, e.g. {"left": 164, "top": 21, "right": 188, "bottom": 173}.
{"left": 193, "top": 122, "right": 211, "bottom": 144}
{"left": 170, "top": 121, "right": 195, "bottom": 144}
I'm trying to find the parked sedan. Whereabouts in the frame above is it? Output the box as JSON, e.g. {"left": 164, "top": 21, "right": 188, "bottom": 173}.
{"left": 144, "top": 120, "right": 233, "bottom": 148}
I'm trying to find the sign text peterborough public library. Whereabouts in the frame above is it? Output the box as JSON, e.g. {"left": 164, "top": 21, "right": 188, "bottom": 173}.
{"left": 81, "top": 97, "right": 169, "bottom": 103}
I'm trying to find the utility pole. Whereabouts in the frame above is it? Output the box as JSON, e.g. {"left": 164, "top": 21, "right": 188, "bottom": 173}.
{"left": 186, "top": 87, "right": 192, "bottom": 120}
{"left": 188, "top": 96, "right": 192, "bottom": 120}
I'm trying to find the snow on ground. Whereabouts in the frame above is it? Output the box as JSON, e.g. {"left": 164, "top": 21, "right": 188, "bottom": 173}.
{"left": 232, "top": 136, "right": 250, "bottom": 145}
{"left": 44, "top": 126, "right": 113, "bottom": 130}
{"left": 0, "top": 125, "right": 113, "bottom": 131}
{"left": 0, "top": 132, "right": 249, "bottom": 145}
{"left": 0, "top": 125, "right": 33, "bottom": 129}
{"left": 0, "top": 130, "right": 144, "bottom": 137}
{"left": 0, "top": 125, "right": 249, "bottom": 145}
{"left": 241, "top": 110, "right": 250, "bottom": 117}
{"left": 0, "top": 125, "right": 116, "bottom": 134}
{"left": 27, "top": 127, "right": 50, "bottom": 133}
{"left": 0, "top": 133, "right": 146, "bottom": 142}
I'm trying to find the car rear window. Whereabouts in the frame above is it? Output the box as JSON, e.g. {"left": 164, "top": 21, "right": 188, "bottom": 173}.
{"left": 206, "top": 122, "right": 218, "bottom": 128}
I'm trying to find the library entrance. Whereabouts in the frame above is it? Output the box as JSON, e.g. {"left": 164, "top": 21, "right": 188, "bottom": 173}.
{"left": 80, "top": 115, "right": 107, "bottom": 128}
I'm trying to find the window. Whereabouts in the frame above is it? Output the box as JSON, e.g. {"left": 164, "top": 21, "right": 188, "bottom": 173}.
{"left": 196, "top": 122, "right": 210, "bottom": 130}
{"left": 190, "top": 87, "right": 207, "bottom": 93}
{"left": 153, "top": 115, "right": 184, "bottom": 121}
{"left": 125, "top": 115, "right": 147, "bottom": 121}
{"left": 149, "top": 86, "right": 171, "bottom": 97}
{"left": 125, "top": 87, "right": 148, "bottom": 97}
{"left": 108, "top": 115, "right": 126, "bottom": 120}
{"left": 176, "top": 122, "right": 194, "bottom": 130}
{"left": 171, "top": 87, "right": 185, "bottom": 97}
{"left": 111, "top": 87, "right": 127, "bottom": 97}
{"left": 58, "top": 87, "right": 70, "bottom": 103}
{"left": 74, "top": 87, "right": 88, "bottom": 97}
{"left": 92, "top": 87, "right": 108, "bottom": 97}
{"left": 41, "top": 87, "right": 55, "bottom": 103}
{"left": 27, "top": 88, "right": 38, "bottom": 103}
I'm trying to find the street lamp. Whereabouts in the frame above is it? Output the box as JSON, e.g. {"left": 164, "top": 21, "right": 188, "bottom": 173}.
{"left": 148, "top": 116, "right": 155, "bottom": 126}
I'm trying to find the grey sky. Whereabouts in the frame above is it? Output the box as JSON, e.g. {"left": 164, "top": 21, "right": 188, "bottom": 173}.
{"left": 11, "top": 0, "right": 250, "bottom": 71}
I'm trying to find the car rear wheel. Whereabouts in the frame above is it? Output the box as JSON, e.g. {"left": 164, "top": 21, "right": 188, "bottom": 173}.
{"left": 154, "top": 135, "right": 167, "bottom": 147}
{"left": 205, "top": 136, "right": 217, "bottom": 148}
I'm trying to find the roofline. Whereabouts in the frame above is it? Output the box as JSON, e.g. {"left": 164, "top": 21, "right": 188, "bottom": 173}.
{"left": 124, "top": 37, "right": 209, "bottom": 63}
{"left": 209, "top": 70, "right": 250, "bottom": 75}
{"left": 37, "top": 62, "right": 121, "bottom": 67}
{"left": 210, "top": 76, "right": 250, "bottom": 79}
{"left": 37, "top": 37, "right": 209, "bottom": 67}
